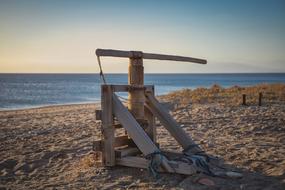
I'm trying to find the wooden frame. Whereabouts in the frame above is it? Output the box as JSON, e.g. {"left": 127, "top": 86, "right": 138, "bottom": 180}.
{"left": 94, "top": 48, "right": 208, "bottom": 176}
{"left": 96, "top": 84, "right": 202, "bottom": 175}
{"left": 97, "top": 84, "right": 158, "bottom": 166}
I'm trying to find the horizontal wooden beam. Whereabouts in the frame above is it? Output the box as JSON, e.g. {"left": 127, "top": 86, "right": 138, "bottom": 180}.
{"left": 110, "top": 84, "right": 154, "bottom": 92}
{"left": 115, "top": 147, "right": 141, "bottom": 158}
{"left": 114, "top": 135, "right": 135, "bottom": 147}
{"left": 93, "top": 135, "right": 135, "bottom": 151}
{"left": 96, "top": 49, "right": 207, "bottom": 64}
{"left": 143, "top": 53, "right": 207, "bottom": 64}
{"left": 96, "top": 49, "right": 133, "bottom": 58}
{"left": 116, "top": 156, "right": 197, "bottom": 175}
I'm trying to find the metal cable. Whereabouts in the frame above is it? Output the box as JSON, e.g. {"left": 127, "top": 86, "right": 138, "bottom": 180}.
{"left": 96, "top": 55, "right": 107, "bottom": 84}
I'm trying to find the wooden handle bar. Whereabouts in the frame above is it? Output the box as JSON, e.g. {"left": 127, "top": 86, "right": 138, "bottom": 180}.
{"left": 96, "top": 49, "right": 207, "bottom": 64}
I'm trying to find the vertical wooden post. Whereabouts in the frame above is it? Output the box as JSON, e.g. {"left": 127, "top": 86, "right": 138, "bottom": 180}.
{"left": 242, "top": 94, "right": 246, "bottom": 106}
{"left": 101, "top": 85, "right": 115, "bottom": 166}
{"left": 258, "top": 92, "right": 262, "bottom": 106}
{"left": 128, "top": 51, "right": 145, "bottom": 120}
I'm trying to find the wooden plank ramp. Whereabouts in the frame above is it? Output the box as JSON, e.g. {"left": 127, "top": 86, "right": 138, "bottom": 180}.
{"left": 145, "top": 92, "right": 202, "bottom": 154}
{"left": 116, "top": 156, "right": 197, "bottom": 175}
{"left": 112, "top": 93, "right": 173, "bottom": 172}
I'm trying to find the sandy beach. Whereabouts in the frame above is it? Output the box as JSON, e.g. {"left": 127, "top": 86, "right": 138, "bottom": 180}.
{"left": 0, "top": 84, "right": 285, "bottom": 189}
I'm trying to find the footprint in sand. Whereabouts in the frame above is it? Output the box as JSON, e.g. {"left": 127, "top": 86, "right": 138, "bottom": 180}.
{"left": 0, "top": 159, "right": 18, "bottom": 171}
{"left": 0, "top": 159, "right": 18, "bottom": 179}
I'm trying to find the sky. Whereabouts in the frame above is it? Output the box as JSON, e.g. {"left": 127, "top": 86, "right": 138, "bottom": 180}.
{"left": 0, "top": 0, "right": 285, "bottom": 73}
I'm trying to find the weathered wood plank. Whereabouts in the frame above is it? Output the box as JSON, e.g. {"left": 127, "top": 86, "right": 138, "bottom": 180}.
{"left": 111, "top": 85, "right": 154, "bottom": 92}
{"left": 128, "top": 57, "right": 145, "bottom": 120}
{"left": 92, "top": 136, "right": 135, "bottom": 152}
{"left": 101, "top": 85, "right": 115, "bottom": 166}
{"left": 113, "top": 93, "right": 159, "bottom": 155}
{"left": 144, "top": 87, "right": 156, "bottom": 143}
{"left": 111, "top": 85, "right": 129, "bottom": 92}
{"left": 143, "top": 53, "right": 207, "bottom": 64}
{"left": 95, "top": 109, "right": 102, "bottom": 120}
{"left": 96, "top": 49, "right": 207, "bottom": 64}
{"left": 145, "top": 106, "right": 156, "bottom": 142}
{"left": 116, "top": 156, "right": 147, "bottom": 169}
{"left": 145, "top": 92, "right": 202, "bottom": 154}
{"left": 112, "top": 93, "right": 173, "bottom": 172}
{"left": 114, "top": 135, "right": 135, "bottom": 147}
{"left": 115, "top": 147, "right": 141, "bottom": 158}
{"left": 96, "top": 49, "right": 131, "bottom": 58}
{"left": 116, "top": 156, "right": 197, "bottom": 175}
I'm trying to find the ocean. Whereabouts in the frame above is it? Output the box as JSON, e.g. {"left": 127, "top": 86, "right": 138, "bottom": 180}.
{"left": 0, "top": 73, "right": 285, "bottom": 110}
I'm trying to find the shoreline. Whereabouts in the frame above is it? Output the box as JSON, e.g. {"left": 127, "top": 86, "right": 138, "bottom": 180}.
{"left": 1, "top": 83, "right": 284, "bottom": 112}
{"left": 0, "top": 101, "right": 101, "bottom": 112}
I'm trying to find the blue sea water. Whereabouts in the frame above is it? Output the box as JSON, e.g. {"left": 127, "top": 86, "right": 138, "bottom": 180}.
{"left": 0, "top": 73, "right": 285, "bottom": 110}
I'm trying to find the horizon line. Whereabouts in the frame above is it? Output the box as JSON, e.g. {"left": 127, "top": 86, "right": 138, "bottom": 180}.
{"left": 0, "top": 72, "right": 285, "bottom": 75}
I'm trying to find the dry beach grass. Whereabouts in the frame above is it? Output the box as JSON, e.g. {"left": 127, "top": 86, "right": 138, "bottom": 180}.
{"left": 0, "top": 84, "right": 285, "bottom": 189}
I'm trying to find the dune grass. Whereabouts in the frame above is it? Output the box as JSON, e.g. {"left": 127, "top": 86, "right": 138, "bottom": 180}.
{"left": 161, "top": 83, "right": 285, "bottom": 107}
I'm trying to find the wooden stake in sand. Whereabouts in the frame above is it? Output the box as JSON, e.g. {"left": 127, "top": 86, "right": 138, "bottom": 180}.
{"left": 242, "top": 94, "right": 247, "bottom": 106}
{"left": 259, "top": 92, "right": 262, "bottom": 106}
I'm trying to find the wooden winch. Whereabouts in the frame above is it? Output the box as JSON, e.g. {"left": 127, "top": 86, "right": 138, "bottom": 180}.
{"left": 94, "top": 48, "right": 208, "bottom": 175}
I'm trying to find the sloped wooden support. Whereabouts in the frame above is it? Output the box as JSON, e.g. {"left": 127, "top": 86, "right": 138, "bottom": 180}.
{"left": 116, "top": 156, "right": 197, "bottom": 175}
{"left": 145, "top": 92, "right": 202, "bottom": 154}
{"left": 112, "top": 93, "right": 173, "bottom": 172}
